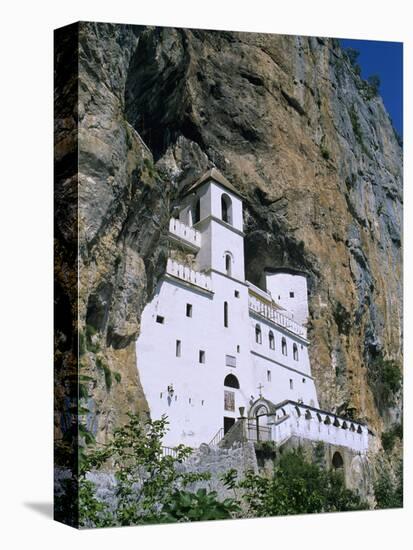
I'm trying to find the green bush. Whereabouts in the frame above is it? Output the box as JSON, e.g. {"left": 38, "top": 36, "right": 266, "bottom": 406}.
{"left": 381, "top": 423, "right": 403, "bottom": 452}
{"left": 368, "top": 354, "right": 402, "bottom": 412}
{"left": 162, "top": 488, "right": 239, "bottom": 522}
{"left": 222, "top": 448, "right": 368, "bottom": 516}
{"left": 78, "top": 414, "right": 222, "bottom": 527}
{"left": 374, "top": 460, "right": 403, "bottom": 509}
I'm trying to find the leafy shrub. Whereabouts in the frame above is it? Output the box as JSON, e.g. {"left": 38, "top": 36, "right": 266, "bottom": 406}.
{"left": 162, "top": 488, "right": 239, "bottom": 522}
{"left": 381, "top": 423, "right": 403, "bottom": 452}
{"left": 368, "top": 354, "right": 402, "bottom": 412}
{"left": 320, "top": 145, "right": 330, "bottom": 160}
{"left": 222, "top": 448, "right": 368, "bottom": 516}
{"left": 78, "top": 414, "right": 223, "bottom": 527}
{"left": 374, "top": 460, "right": 403, "bottom": 509}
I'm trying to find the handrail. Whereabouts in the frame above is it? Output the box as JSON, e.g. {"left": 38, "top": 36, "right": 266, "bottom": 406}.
{"left": 208, "top": 427, "right": 224, "bottom": 447}
{"left": 166, "top": 258, "right": 213, "bottom": 292}
{"left": 169, "top": 218, "right": 201, "bottom": 248}
{"left": 249, "top": 294, "right": 306, "bottom": 338}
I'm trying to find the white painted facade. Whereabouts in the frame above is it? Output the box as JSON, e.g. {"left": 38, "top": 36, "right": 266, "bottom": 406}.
{"left": 136, "top": 169, "right": 369, "bottom": 453}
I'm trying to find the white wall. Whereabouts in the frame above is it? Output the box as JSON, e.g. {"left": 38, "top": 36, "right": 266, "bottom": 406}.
{"left": 249, "top": 314, "right": 319, "bottom": 407}
{"left": 265, "top": 271, "right": 309, "bottom": 327}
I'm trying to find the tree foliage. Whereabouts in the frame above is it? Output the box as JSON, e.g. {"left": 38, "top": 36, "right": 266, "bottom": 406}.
{"left": 222, "top": 449, "right": 368, "bottom": 517}
{"left": 374, "top": 459, "right": 403, "bottom": 509}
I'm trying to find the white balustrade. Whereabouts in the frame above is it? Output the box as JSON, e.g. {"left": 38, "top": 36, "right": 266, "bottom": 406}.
{"left": 268, "top": 402, "right": 369, "bottom": 453}
{"left": 166, "top": 259, "right": 213, "bottom": 292}
{"left": 169, "top": 218, "right": 201, "bottom": 248}
{"left": 248, "top": 295, "right": 306, "bottom": 338}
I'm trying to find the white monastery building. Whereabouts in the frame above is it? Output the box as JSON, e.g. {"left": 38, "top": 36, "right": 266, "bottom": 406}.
{"left": 136, "top": 169, "right": 369, "bottom": 454}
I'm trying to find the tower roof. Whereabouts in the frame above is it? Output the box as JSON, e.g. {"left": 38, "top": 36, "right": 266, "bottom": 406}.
{"left": 183, "top": 168, "right": 243, "bottom": 199}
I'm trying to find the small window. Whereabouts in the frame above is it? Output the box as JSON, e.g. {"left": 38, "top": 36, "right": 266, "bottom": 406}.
{"left": 255, "top": 324, "right": 262, "bottom": 344}
{"left": 289, "top": 291, "right": 295, "bottom": 298}
{"left": 156, "top": 315, "right": 164, "bottom": 324}
{"left": 289, "top": 379, "right": 293, "bottom": 390}
{"left": 226, "top": 355, "right": 237, "bottom": 367}
{"left": 194, "top": 198, "right": 201, "bottom": 224}
{"left": 176, "top": 340, "right": 181, "bottom": 357}
{"left": 186, "top": 303, "right": 193, "bottom": 317}
{"left": 282, "top": 337, "right": 287, "bottom": 355}
{"left": 269, "top": 330, "right": 275, "bottom": 350}
{"left": 234, "top": 290, "right": 240, "bottom": 298}
{"left": 293, "top": 344, "right": 299, "bottom": 361}
{"left": 267, "top": 370, "right": 271, "bottom": 382}
{"left": 225, "top": 254, "right": 232, "bottom": 277}
{"left": 302, "top": 377, "right": 306, "bottom": 383}
{"left": 224, "top": 301, "right": 229, "bottom": 327}
{"left": 189, "top": 397, "right": 192, "bottom": 404}
{"left": 199, "top": 350, "right": 205, "bottom": 364}
{"left": 236, "top": 345, "right": 240, "bottom": 353}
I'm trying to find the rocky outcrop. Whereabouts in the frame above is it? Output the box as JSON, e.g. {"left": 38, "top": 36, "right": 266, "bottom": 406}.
{"left": 55, "top": 24, "right": 402, "bottom": 450}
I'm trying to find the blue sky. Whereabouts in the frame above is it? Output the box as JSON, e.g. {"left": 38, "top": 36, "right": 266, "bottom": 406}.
{"left": 339, "top": 39, "right": 403, "bottom": 137}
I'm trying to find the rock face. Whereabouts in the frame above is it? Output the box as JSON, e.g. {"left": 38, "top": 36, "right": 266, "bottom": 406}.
{"left": 55, "top": 23, "right": 402, "bottom": 449}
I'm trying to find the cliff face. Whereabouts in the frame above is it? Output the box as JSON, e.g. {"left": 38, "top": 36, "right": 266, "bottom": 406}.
{"left": 70, "top": 23, "right": 402, "bottom": 444}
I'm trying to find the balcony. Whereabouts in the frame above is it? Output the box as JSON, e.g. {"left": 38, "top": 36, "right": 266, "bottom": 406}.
{"left": 248, "top": 294, "right": 306, "bottom": 338}
{"left": 169, "top": 218, "right": 201, "bottom": 250}
{"left": 166, "top": 259, "right": 213, "bottom": 292}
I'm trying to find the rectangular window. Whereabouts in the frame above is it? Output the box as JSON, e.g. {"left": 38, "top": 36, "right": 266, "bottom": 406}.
{"left": 236, "top": 345, "right": 240, "bottom": 353}
{"left": 226, "top": 355, "right": 237, "bottom": 367}
{"left": 156, "top": 315, "right": 164, "bottom": 324}
{"left": 302, "top": 378, "right": 306, "bottom": 383}
{"left": 267, "top": 370, "right": 271, "bottom": 382}
{"left": 176, "top": 340, "right": 181, "bottom": 357}
{"left": 199, "top": 350, "right": 205, "bottom": 364}
{"left": 186, "top": 303, "right": 193, "bottom": 317}
{"left": 234, "top": 290, "right": 240, "bottom": 298}
{"left": 289, "top": 379, "right": 293, "bottom": 390}
{"left": 224, "top": 390, "right": 235, "bottom": 412}
{"left": 290, "top": 291, "right": 295, "bottom": 298}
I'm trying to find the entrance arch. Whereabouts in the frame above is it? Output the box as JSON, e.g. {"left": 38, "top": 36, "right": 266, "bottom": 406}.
{"left": 332, "top": 451, "right": 344, "bottom": 469}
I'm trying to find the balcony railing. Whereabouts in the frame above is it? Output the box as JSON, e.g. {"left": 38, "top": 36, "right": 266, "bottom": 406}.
{"left": 249, "top": 294, "right": 306, "bottom": 338}
{"left": 169, "top": 218, "right": 201, "bottom": 249}
{"left": 166, "top": 259, "right": 213, "bottom": 292}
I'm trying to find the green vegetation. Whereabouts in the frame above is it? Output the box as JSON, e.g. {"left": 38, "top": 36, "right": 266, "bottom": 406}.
{"left": 374, "top": 460, "right": 403, "bottom": 509}
{"left": 320, "top": 144, "right": 330, "bottom": 160}
{"left": 381, "top": 423, "right": 403, "bottom": 452}
{"left": 365, "top": 75, "right": 381, "bottom": 98}
{"left": 162, "top": 488, "right": 239, "bottom": 522}
{"left": 78, "top": 414, "right": 216, "bottom": 527}
{"left": 367, "top": 354, "right": 402, "bottom": 412}
{"left": 349, "top": 104, "right": 363, "bottom": 145}
{"left": 74, "top": 416, "right": 369, "bottom": 528}
{"left": 85, "top": 324, "right": 100, "bottom": 353}
{"left": 142, "top": 157, "right": 160, "bottom": 180}
{"left": 222, "top": 448, "right": 368, "bottom": 516}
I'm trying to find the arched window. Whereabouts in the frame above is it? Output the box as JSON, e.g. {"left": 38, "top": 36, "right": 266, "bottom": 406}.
{"left": 224, "top": 301, "right": 229, "bottom": 327}
{"left": 255, "top": 324, "right": 262, "bottom": 344}
{"left": 332, "top": 451, "right": 344, "bottom": 469}
{"left": 225, "top": 254, "right": 232, "bottom": 276}
{"left": 293, "top": 343, "right": 298, "bottom": 361}
{"left": 269, "top": 331, "right": 275, "bottom": 350}
{"left": 305, "top": 410, "right": 312, "bottom": 420}
{"left": 316, "top": 413, "right": 323, "bottom": 423}
{"left": 282, "top": 337, "right": 287, "bottom": 356}
{"left": 324, "top": 416, "right": 331, "bottom": 425}
{"left": 224, "top": 374, "right": 240, "bottom": 389}
{"left": 193, "top": 198, "right": 201, "bottom": 224}
{"left": 221, "top": 194, "right": 233, "bottom": 225}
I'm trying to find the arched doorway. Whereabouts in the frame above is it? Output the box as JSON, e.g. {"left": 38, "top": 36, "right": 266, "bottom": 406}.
{"left": 332, "top": 451, "right": 344, "bottom": 469}
{"left": 223, "top": 374, "right": 240, "bottom": 434}
{"left": 254, "top": 405, "right": 270, "bottom": 441}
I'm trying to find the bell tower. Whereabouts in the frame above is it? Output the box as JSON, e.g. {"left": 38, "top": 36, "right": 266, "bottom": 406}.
{"left": 179, "top": 168, "right": 245, "bottom": 282}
